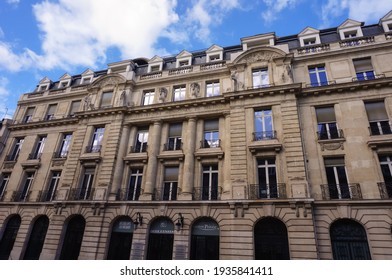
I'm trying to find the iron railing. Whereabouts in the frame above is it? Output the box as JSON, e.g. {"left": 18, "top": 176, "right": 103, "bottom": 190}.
{"left": 163, "top": 142, "right": 182, "bottom": 151}
{"left": 352, "top": 73, "right": 385, "bottom": 82}
{"left": 52, "top": 151, "right": 68, "bottom": 159}
{"left": 248, "top": 184, "right": 286, "bottom": 199}
{"left": 11, "top": 190, "right": 31, "bottom": 202}
{"left": 68, "top": 188, "right": 94, "bottom": 200}
{"left": 253, "top": 131, "right": 276, "bottom": 141}
{"left": 85, "top": 145, "right": 102, "bottom": 153}
{"left": 317, "top": 129, "right": 344, "bottom": 140}
{"left": 369, "top": 121, "right": 392, "bottom": 136}
{"left": 129, "top": 143, "right": 148, "bottom": 153}
{"left": 193, "top": 186, "right": 222, "bottom": 200}
{"left": 28, "top": 152, "right": 42, "bottom": 160}
{"left": 377, "top": 182, "right": 392, "bottom": 199}
{"left": 200, "top": 139, "right": 221, "bottom": 148}
{"left": 116, "top": 188, "right": 141, "bottom": 201}
{"left": 321, "top": 183, "right": 362, "bottom": 200}
{"left": 37, "top": 190, "right": 57, "bottom": 202}
{"left": 154, "top": 186, "right": 178, "bottom": 201}
{"left": 5, "top": 154, "right": 18, "bottom": 162}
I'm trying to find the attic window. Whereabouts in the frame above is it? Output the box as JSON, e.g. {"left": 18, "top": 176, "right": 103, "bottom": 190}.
{"left": 81, "top": 77, "right": 91, "bottom": 84}
{"left": 179, "top": 60, "right": 189, "bottom": 67}
{"left": 209, "top": 54, "right": 220, "bottom": 61}
{"left": 388, "top": 23, "right": 392, "bottom": 32}
{"left": 344, "top": 30, "right": 357, "bottom": 39}
{"left": 60, "top": 81, "right": 69, "bottom": 88}
{"left": 150, "top": 65, "right": 160, "bottom": 72}
{"left": 39, "top": 85, "right": 48, "bottom": 91}
{"left": 304, "top": 38, "right": 316, "bottom": 45}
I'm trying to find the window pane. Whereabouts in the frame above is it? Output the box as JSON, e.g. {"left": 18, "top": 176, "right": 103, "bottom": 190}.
{"left": 365, "top": 102, "right": 388, "bottom": 121}
{"left": 101, "top": 92, "right": 113, "bottom": 107}
{"left": 316, "top": 107, "right": 336, "bottom": 122}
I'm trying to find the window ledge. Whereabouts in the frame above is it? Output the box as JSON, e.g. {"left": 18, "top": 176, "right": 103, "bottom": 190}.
{"left": 318, "top": 138, "right": 345, "bottom": 151}
{"left": 195, "top": 147, "right": 224, "bottom": 159}
{"left": 157, "top": 150, "right": 184, "bottom": 162}
{"left": 248, "top": 140, "right": 282, "bottom": 153}
{"left": 124, "top": 152, "right": 148, "bottom": 164}
{"left": 368, "top": 136, "right": 392, "bottom": 150}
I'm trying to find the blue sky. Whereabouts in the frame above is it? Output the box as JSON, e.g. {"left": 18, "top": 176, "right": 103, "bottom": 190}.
{"left": 0, "top": 0, "right": 391, "bottom": 118}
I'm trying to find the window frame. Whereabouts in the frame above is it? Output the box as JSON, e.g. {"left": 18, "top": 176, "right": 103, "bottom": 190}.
{"left": 206, "top": 80, "right": 220, "bottom": 97}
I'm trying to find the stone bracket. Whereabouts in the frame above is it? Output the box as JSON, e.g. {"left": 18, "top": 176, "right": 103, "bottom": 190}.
{"left": 289, "top": 201, "right": 312, "bottom": 218}
{"left": 229, "top": 202, "right": 249, "bottom": 217}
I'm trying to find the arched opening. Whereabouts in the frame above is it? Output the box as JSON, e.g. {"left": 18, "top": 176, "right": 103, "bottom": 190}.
{"left": 23, "top": 216, "right": 49, "bottom": 260}
{"left": 254, "top": 217, "right": 290, "bottom": 260}
{"left": 106, "top": 216, "right": 134, "bottom": 260}
{"left": 146, "top": 217, "right": 174, "bottom": 260}
{"left": 0, "top": 215, "right": 21, "bottom": 260}
{"left": 59, "top": 215, "right": 86, "bottom": 260}
{"left": 190, "top": 218, "right": 219, "bottom": 260}
{"left": 330, "top": 219, "right": 371, "bottom": 260}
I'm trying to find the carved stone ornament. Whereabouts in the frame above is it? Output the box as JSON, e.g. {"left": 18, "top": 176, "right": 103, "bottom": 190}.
{"left": 94, "top": 76, "right": 124, "bottom": 88}
{"left": 190, "top": 83, "right": 200, "bottom": 98}
{"left": 159, "top": 87, "right": 168, "bottom": 102}
{"left": 320, "top": 142, "right": 344, "bottom": 151}
{"left": 237, "top": 51, "right": 281, "bottom": 64}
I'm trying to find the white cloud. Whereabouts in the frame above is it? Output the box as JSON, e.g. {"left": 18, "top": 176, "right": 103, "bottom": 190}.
{"left": 0, "top": 77, "right": 12, "bottom": 118}
{"left": 0, "top": 41, "right": 37, "bottom": 72}
{"left": 261, "top": 0, "right": 298, "bottom": 23}
{"left": 6, "top": 0, "right": 20, "bottom": 5}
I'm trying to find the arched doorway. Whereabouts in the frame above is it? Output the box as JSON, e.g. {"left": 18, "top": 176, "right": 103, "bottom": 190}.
{"left": 0, "top": 215, "right": 21, "bottom": 260}
{"left": 107, "top": 216, "right": 134, "bottom": 260}
{"left": 23, "top": 216, "right": 49, "bottom": 260}
{"left": 146, "top": 218, "right": 174, "bottom": 260}
{"left": 59, "top": 215, "right": 86, "bottom": 260}
{"left": 254, "top": 217, "right": 290, "bottom": 260}
{"left": 330, "top": 219, "right": 371, "bottom": 260}
{"left": 190, "top": 218, "right": 219, "bottom": 260}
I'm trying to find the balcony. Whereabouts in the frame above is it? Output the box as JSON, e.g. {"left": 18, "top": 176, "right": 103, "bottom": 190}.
{"left": 253, "top": 131, "right": 276, "bottom": 141}
{"left": 68, "top": 188, "right": 94, "bottom": 201}
{"left": 0, "top": 191, "right": 6, "bottom": 202}
{"left": 28, "top": 152, "right": 42, "bottom": 160}
{"left": 377, "top": 182, "right": 392, "bottom": 199}
{"left": 200, "top": 139, "right": 221, "bottom": 148}
{"left": 11, "top": 190, "right": 32, "bottom": 202}
{"left": 130, "top": 143, "right": 148, "bottom": 153}
{"left": 116, "top": 188, "right": 140, "bottom": 201}
{"left": 37, "top": 190, "right": 56, "bottom": 202}
{"left": 193, "top": 186, "right": 222, "bottom": 201}
{"left": 321, "top": 183, "right": 362, "bottom": 200}
{"left": 317, "top": 129, "right": 344, "bottom": 140}
{"left": 297, "top": 43, "right": 330, "bottom": 55}
{"left": 154, "top": 185, "right": 178, "bottom": 201}
{"left": 85, "top": 145, "right": 102, "bottom": 153}
{"left": 140, "top": 71, "right": 163, "bottom": 80}
{"left": 248, "top": 184, "right": 286, "bottom": 199}
{"left": 169, "top": 66, "right": 193, "bottom": 76}
{"left": 52, "top": 151, "right": 68, "bottom": 159}
{"left": 339, "top": 36, "right": 375, "bottom": 48}
{"left": 163, "top": 141, "right": 182, "bottom": 151}
{"left": 200, "top": 61, "right": 226, "bottom": 71}
{"left": 4, "top": 153, "right": 18, "bottom": 162}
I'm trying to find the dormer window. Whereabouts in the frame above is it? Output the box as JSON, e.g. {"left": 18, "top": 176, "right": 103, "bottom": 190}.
{"left": 175, "top": 51, "right": 192, "bottom": 68}
{"left": 298, "top": 27, "right": 321, "bottom": 47}
{"left": 344, "top": 30, "right": 357, "bottom": 39}
{"left": 388, "top": 23, "right": 392, "bottom": 31}
{"left": 209, "top": 55, "right": 220, "bottom": 61}
{"left": 39, "top": 85, "right": 48, "bottom": 91}
{"left": 338, "top": 19, "right": 363, "bottom": 40}
{"left": 179, "top": 60, "right": 189, "bottom": 67}
{"left": 81, "top": 77, "right": 91, "bottom": 84}
{"left": 60, "top": 81, "right": 69, "bottom": 88}
{"left": 150, "top": 65, "right": 160, "bottom": 72}
{"left": 304, "top": 38, "right": 316, "bottom": 45}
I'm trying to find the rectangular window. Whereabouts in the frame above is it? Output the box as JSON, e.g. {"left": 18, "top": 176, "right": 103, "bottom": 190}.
{"left": 18, "top": 172, "right": 35, "bottom": 202}
{"left": 166, "top": 123, "right": 182, "bottom": 150}
{"left": 308, "top": 66, "right": 328, "bottom": 86}
{"left": 7, "top": 138, "right": 24, "bottom": 161}
{"left": 0, "top": 173, "right": 10, "bottom": 201}
{"left": 179, "top": 60, "right": 189, "bottom": 67}
{"left": 304, "top": 38, "right": 316, "bottom": 45}
{"left": 316, "top": 107, "right": 340, "bottom": 139}
{"left": 365, "top": 101, "right": 391, "bottom": 135}
{"left": 134, "top": 128, "right": 148, "bottom": 153}
{"left": 57, "top": 133, "right": 72, "bottom": 158}
{"left": 127, "top": 168, "right": 142, "bottom": 201}
{"left": 43, "top": 171, "right": 61, "bottom": 201}
{"left": 173, "top": 86, "right": 186, "bottom": 101}
{"left": 252, "top": 68, "right": 269, "bottom": 88}
{"left": 354, "top": 58, "right": 375, "bottom": 81}
{"left": 46, "top": 104, "right": 57, "bottom": 120}
{"left": 206, "top": 81, "right": 220, "bottom": 97}
{"left": 344, "top": 30, "right": 357, "bottom": 38}
{"left": 324, "top": 158, "right": 350, "bottom": 199}
{"left": 23, "top": 107, "right": 34, "bottom": 123}
{"left": 254, "top": 109, "right": 274, "bottom": 140}
{"left": 100, "top": 92, "right": 113, "bottom": 108}
{"left": 81, "top": 77, "right": 91, "bottom": 84}
{"left": 163, "top": 167, "right": 178, "bottom": 200}
{"left": 69, "top": 100, "right": 81, "bottom": 116}
{"left": 202, "top": 165, "right": 219, "bottom": 200}
{"left": 150, "top": 65, "right": 160, "bottom": 72}
{"left": 60, "top": 81, "right": 69, "bottom": 88}
{"left": 203, "top": 119, "right": 219, "bottom": 148}
{"left": 257, "top": 158, "right": 277, "bottom": 198}
{"left": 143, "top": 90, "right": 155, "bottom": 106}
{"left": 30, "top": 136, "right": 46, "bottom": 159}
{"left": 379, "top": 155, "right": 392, "bottom": 198}
{"left": 88, "top": 127, "right": 105, "bottom": 153}
{"left": 77, "top": 167, "right": 95, "bottom": 200}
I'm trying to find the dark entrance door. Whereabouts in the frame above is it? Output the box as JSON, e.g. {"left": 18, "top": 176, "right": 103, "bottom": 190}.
{"left": 146, "top": 218, "right": 174, "bottom": 260}
{"left": 254, "top": 217, "right": 290, "bottom": 260}
{"left": 0, "top": 215, "right": 21, "bottom": 260}
{"left": 190, "top": 218, "right": 219, "bottom": 260}
{"left": 330, "top": 219, "right": 371, "bottom": 260}
{"left": 23, "top": 216, "right": 49, "bottom": 259}
{"left": 59, "top": 215, "right": 86, "bottom": 260}
{"left": 107, "top": 217, "right": 134, "bottom": 260}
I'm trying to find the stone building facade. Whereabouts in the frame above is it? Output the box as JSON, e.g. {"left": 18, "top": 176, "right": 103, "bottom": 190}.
{"left": 1, "top": 12, "right": 392, "bottom": 260}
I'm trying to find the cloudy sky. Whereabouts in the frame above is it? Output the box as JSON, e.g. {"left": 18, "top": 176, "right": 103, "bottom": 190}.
{"left": 0, "top": 0, "right": 391, "bottom": 118}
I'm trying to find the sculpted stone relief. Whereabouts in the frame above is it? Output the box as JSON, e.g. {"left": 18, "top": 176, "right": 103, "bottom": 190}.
{"left": 236, "top": 51, "right": 281, "bottom": 64}
{"left": 159, "top": 87, "right": 168, "bottom": 102}
{"left": 190, "top": 82, "right": 200, "bottom": 98}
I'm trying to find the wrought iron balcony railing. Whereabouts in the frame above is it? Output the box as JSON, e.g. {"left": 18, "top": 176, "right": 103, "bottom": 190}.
{"left": 321, "top": 183, "right": 362, "bottom": 200}
{"left": 52, "top": 151, "right": 68, "bottom": 159}
{"left": 68, "top": 188, "right": 94, "bottom": 201}
{"left": 154, "top": 186, "right": 178, "bottom": 201}
{"left": 11, "top": 190, "right": 32, "bottom": 202}
{"left": 253, "top": 131, "right": 276, "bottom": 141}
{"left": 163, "top": 142, "right": 183, "bottom": 151}
{"left": 193, "top": 186, "right": 222, "bottom": 201}
{"left": 37, "top": 190, "right": 57, "bottom": 202}
{"left": 200, "top": 139, "right": 221, "bottom": 148}
{"left": 0, "top": 191, "right": 6, "bottom": 202}
{"left": 5, "top": 153, "right": 18, "bottom": 162}
{"left": 116, "top": 188, "right": 141, "bottom": 201}
{"left": 317, "top": 129, "right": 344, "bottom": 140}
{"left": 248, "top": 184, "right": 286, "bottom": 199}
{"left": 28, "top": 152, "right": 42, "bottom": 160}
{"left": 85, "top": 145, "right": 102, "bottom": 153}
{"left": 129, "top": 143, "right": 148, "bottom": 153}
{"left": 377, "top": 182, "right": 392, "bottom": 199}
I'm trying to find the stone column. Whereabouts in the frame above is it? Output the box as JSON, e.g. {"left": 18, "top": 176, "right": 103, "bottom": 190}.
{"left": 142, "top": 121, "right": 162, "bottom": 199}
{"left": 180, "top": 118, "right": 196, "bottom": 200}
{"left": 222, "top": 113, "right": 232, "bottom": 199}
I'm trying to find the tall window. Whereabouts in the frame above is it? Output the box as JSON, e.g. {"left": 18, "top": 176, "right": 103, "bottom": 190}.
{"left": 190, "top": 218, "right": 219, "bottom": 260}
{"left": 254, "top": 109, "right": 274, "bottom": 140}
{"left": 365, "top": 101, "right": 391, "bottom": 135}
{"left": 324, "top": 158, "right": 350, "bottom": 199}
{"left": 43, "top": 171, "right": 61, "bottom": 201}
{"left": 23, "top": 216, "right": 49, "bottom": 260}
{"left": 166, "top": 123, "right": 182, "bottom": 151}
{"left": 353, "top": 58, "right": 375, "bottom": 81}
{"left": 31, "top": 136, "right": 46, "bottom": 159}
{"left": 18, "top": 172, "right": 35, "bottom": 202}
{"left": 0, "top": 215, "right": 21, "bottom": 260}
{"left": 206, "top": 81, "right": 220, "bottom": 97}
{"left": 57, "top": 133, "right": 72, "bottom": 158}
{"left": 252, "top": 68, "right": 269, "bottom": 88}
{"left": 163, "top": 167, "right": 178, "bottom": 200}
{"left": 143, "top": 90, "right": 155, "bottom": 105}
{"left": 173, "top": 86, "right": 186, "bottom": 101}
{"left": 0, "top": 173, "right": 10, "bottom": 201}
{"left": 107, "top": 217, "right": 134, "bottom": 260}
{"left": 379, "top": 155, "right": 392, "bottom": 198}
{"left": 316, "top": 107, "right": 340, "bottom": 139}
{"left": 69, "top": 100, "right": 81, "bottom": 116}
{"left": 203, "top": 119, "right": 219, "bottom": 148}
{"left": 23, "top": 107, "right": 34, "bottom": 123}
{"left": 308, "top": 66, "right": 328, "bottom": 86}
{"left": 77, "top": 167, "right": 95, "bottom": 200}
{"left": 59, "top": 215, "right": 85, "bottom": 260}
{"left": 100, "top": 92, "right": 113, "bottom": 108}
{"left": 46, "top": 104, "right": 57, "bottom": 120}
{"left": 7, "top": 138, "right": 24, "bottom": 161}
{"left": 89, "top": 127, "right": 105, "bottom": 152}
{"left": 134, "top": 128, "right": 148, "bottom": 153}
{"left": 257, "top": 158, "right": 277, "bottom": 199}
{"left": 202, "top": 165, "right": 219, "bottom": 200}
{"left": 127, "top": 168, "right": 142, "bottom": 200}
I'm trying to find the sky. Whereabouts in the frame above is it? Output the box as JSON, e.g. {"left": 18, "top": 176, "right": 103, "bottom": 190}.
{"left": 0, "top": 0, "right": 392, "bottom": 119}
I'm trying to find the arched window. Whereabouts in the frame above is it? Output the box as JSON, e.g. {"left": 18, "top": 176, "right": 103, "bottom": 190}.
{"left": 0, "top": 215, "right": 21, "bottom": 260}
{"left": 23, "top": 216, "right": 49, "bottom": 260}
{"left": 59, "top": 215, "right": 86, "bottom": 260}
{"left": 146, "top": 217, "right": 174, "bottom": 260}
{"left": 190, "top": 218, "right": 219, "bottom": 260}
{"left": 107, "top": 216, "right": 134, "bottom": 260}
{"left": 254, "top": 217, "right": 290, "bottom": 260}
{"left": 330, "top": 219, "right": 371, "bottom": 260}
